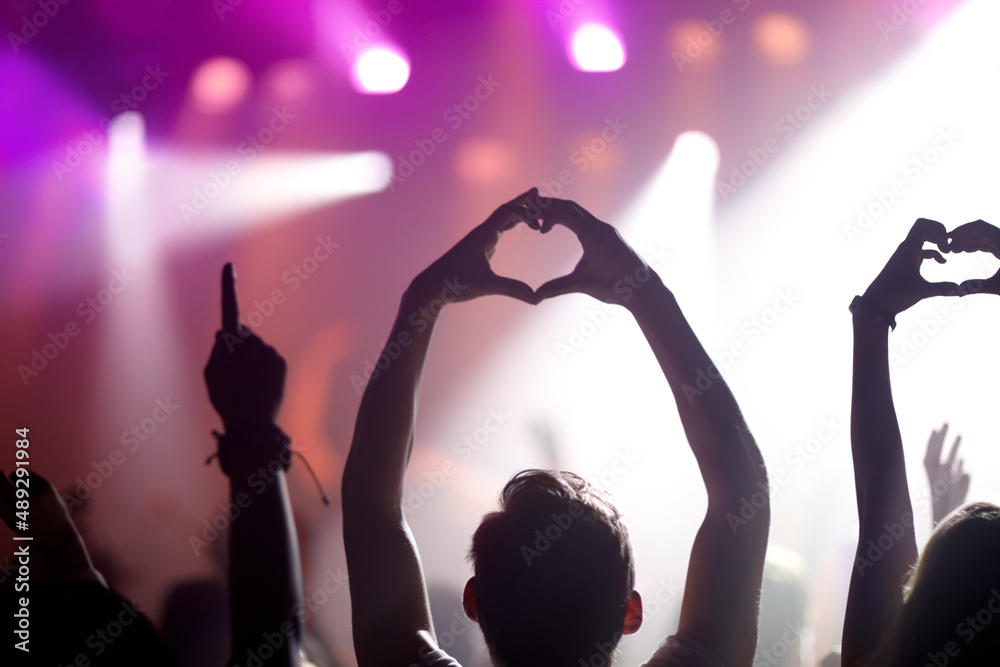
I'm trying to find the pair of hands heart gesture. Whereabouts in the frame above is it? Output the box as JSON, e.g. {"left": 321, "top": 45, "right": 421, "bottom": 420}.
{"left": 408, "top": 188, "right": 656, "bottom": 309}
{"left": 863, "top": 218, "right": 1000, "bottom": 318}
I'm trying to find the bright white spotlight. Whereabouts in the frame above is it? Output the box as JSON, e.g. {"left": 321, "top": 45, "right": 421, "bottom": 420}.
{"left": 570, "top": 23, "right": 626, "bottom": 72}
{"left": 352, "top": 47, "right": 410, "bottom": 94}
{"left": 106, "top": 112, "right": 154, "bottom": 261}
{"left": 158, "top": 150, "right": 393, "bottom": 239}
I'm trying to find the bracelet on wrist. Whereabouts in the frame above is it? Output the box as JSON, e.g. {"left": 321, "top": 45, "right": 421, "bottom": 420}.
{"left": 205, "top": 424, "right": 329, "bottom": 505}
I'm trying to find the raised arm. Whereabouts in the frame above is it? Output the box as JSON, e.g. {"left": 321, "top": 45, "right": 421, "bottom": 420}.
{"left": 535, "top": 198, "right": 769, "bottom": 667}
{"left": 923, "top": 423, "right": 969, "bottom": 528}
{"left": 341, "top": 191, "right": 537, "bottom": 667}
{"left": 842, "top": 219, "right": 958, "bottom": 666}
{"left": 204, "top": 264, "right": 302, "bottom": 667}
{"left": 0, "top": 469, "right": 104, "bottom": 587}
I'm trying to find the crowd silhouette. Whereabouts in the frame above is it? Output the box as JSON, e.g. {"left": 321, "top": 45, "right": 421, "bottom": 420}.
{"left": 3, "top": 190, "right": 1000, "bottom": 666}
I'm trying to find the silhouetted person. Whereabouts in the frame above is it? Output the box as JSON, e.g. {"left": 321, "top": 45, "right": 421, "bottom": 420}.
{"left": 204, "top": 263, "right": 304, "bottom": 667}
{"left": 842, "top": 218, "right": 1000, "bottom": 666}
{"left": 0, "top": 470, "right": 178, "bottom": 665}
{"left": 341, "top": 190, "right": 770, "bottom": 666}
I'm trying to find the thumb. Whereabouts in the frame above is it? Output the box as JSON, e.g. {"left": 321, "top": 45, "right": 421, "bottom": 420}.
{"left": 488, "top": 274, "right": 538, "bottom": 305}
{"left": 536, "top": 272, "right": 588, "bottom": 301}
{"left": 924, "top": 280, "right": 960, "bottom": 299}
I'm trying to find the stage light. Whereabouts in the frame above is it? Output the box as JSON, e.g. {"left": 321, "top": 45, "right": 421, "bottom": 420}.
{"left": 191, "top": 57, "right": 253, "bottom": 114}
{"left": 668, "top": 19, "right": 725, "bottom": 72}
{"left": 453, "top": 137, "right": 520, "bottom": 188}
{"left": 262, "top": 59, "right": 318, "bottom": 104}
{"left": 352, "top": 47, "right": 410, "bottom": 94}
{"left": 751, "top": 13, "right": 812, "bottom": 66}
{"left": 569, "top": 23, "right": 626, "bottom": 72}
{"left": 106, "top": 111, "right": 152, "bottom": 262}
{"left": 159, "top": 150, "right": 392, "bottom": 238}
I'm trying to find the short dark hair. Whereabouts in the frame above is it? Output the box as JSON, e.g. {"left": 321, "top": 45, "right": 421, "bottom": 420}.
{"left": 469, "top": 469, "right": 635, "bottom": 667}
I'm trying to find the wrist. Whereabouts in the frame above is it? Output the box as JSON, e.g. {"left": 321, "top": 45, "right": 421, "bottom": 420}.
{"left": 850, "top": 294, "right": 896, "bottom": 330}
{"left": 623, "top": 273, "right": 671, "bottom": 314}
{"left": 214, "top": 424, "right": 292, "bottom": 479}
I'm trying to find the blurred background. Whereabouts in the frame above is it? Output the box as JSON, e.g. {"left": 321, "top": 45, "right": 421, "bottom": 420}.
{"left": 2, "top": 0, "right": 1000, "bottom": 664}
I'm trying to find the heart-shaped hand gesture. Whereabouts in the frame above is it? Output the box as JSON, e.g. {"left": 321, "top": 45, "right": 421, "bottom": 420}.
{"left": 947, "top": 219, "right": 1000, "bottom": 296}
{"left": 409, "top": 189, "right": 541, "bottom": 306}
{"left": 533, "top": 197, "right": 655, "bottom": 308}
{"left": 862, "top": 218, "right": 960, "bottom": 318}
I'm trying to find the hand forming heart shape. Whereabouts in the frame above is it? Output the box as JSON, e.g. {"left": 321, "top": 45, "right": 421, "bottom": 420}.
{"left": 409, "top": 188, "right": 659, "bottom": 309}
{"left": 862, "top": 218, "right": 1000, "bottom": 324}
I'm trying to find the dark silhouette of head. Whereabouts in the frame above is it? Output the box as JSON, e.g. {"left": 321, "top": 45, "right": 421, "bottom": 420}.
{"left": 887, "top": 502, "right": 1000, "bottom": 666}
{"left": 465, "top": 469, "right": 640, "bottom": 667}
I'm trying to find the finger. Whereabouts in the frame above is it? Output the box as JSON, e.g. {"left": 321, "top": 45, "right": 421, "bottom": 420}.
{"left": 222, "top": 263, "right": 240, "bottom": 335}
{"left": 945, "top": 434, "right": 962, "bottom": 468}
{"left": 504, "top": 187, "right": 538, "bottom": 207}
{"left": 539, "top": 199, "right": 587, "bottom": 234}
{"left": 912, "top": 218, "right": 949, "bottom": 247}
{"left": 955, "top": 474, "right": 971, "bottom": 504}
{"left": 958, "top": 277, "right": 996, "bottom": 296}
{"left": 925, "top": 426, "right": 944, "bottom": 462}
{"left": 536, "top": 272, "right": 587, "bottom": 300}
{"left": 487, "top": 274, "right": 537, "bottom": 305}
{"left": 498, "top": 206, "right": 536, "bottom": 233}
{"left": 920, "top": 249, "right": 946, "bottom": 265}
{"left": 924, "top": 280, "right": 961, "bottom": 298}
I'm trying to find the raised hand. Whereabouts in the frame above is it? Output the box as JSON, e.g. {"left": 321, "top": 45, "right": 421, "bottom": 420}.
{"left": 923, "top": 423, "right": 970, "bottom": 526}
{"left": 0, "top": 470, "right": 97, "bottom": 583}
{"left": 947, "top": 219, "right": 1000, "bottom": 295}
{"left": 534, "top": 198, "right": 654, "bottom": 307}
{"left": 204, "top": 263, "right": 286, "bottom": 432}
{"left": 408, "top": 189, "right": 540, "bottom": 306}
{"left": 862, "top": 218, "right": 959, "bottom": 318}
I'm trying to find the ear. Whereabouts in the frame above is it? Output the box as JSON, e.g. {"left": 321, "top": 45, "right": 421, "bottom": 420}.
{"left": 622, "top": 590, "right": 642, "bottom": 635}
{"left": 463, "top": 577, "right": 479, "bottom": 623}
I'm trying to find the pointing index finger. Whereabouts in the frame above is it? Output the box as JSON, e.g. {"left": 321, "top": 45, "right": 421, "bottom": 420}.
{"left": 222, "top": 263, "right": 239, "bottom": 334}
